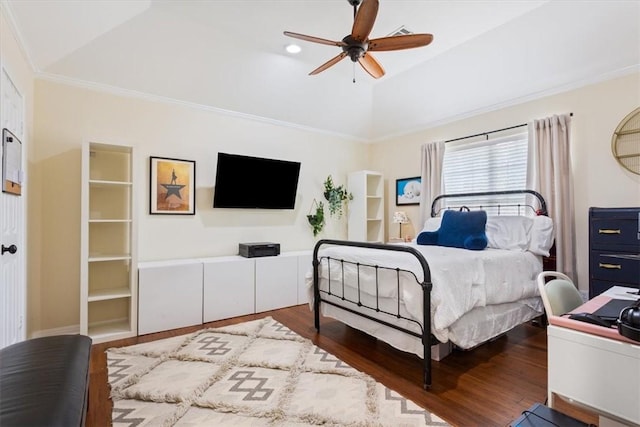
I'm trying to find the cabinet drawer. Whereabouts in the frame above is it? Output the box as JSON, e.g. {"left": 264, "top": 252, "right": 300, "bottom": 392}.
{"left": 590, "top": 252, "right": 640, "bottom": 284}
{"left": 590, "top": 217, "right": 639, "bottom": 251}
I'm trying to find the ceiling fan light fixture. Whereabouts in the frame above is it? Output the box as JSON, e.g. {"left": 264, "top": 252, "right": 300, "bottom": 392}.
{"left": 285, "top": 43, "right": 301, "bottom": 54}
{"left": 341, "top": 35, "right": 368, "bottom": 62}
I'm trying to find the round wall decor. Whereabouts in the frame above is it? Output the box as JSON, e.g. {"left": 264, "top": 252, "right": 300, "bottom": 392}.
{"left": 611, "top": 107, "right": 640, "bottom": 175}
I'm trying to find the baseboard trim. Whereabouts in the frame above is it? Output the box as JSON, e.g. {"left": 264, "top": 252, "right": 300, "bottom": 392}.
{"left": 31, "top": 324, "right": 80, "bottom": 338}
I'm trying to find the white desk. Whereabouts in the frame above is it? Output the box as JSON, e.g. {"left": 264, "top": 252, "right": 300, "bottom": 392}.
{"left": 547, "top": 286, "right": 640, "bottom": 427}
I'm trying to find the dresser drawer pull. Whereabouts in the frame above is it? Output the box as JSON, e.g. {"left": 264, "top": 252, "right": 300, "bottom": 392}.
{"left": 599, "top": 263, "right": 622, "bottom": 269}
{"left": 598, "top": 228, "right": 621, "bottom": 234}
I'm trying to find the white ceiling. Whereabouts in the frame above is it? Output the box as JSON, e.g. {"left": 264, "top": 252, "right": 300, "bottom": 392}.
{"left": 4, "top": 0, "right": 640, "bottom": 141}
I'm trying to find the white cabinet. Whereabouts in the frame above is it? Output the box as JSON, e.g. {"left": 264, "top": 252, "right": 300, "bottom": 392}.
{"left": 348, "top": 170, "right": 384, "bottom": 243}
{"left": 294, "top": 251, "right": 313, "bottom": 305}
{"left": 138, "top": 260, "right": 203, "bottom": 335}
{"left": 203, "top": 256, "right": 255, "bottom": 322}
{"left": 255, "top": 255, "right": 298, "bottom": 312}
{"left": 80, "top": 141, "right": 137, "bottom": 344}
{"left": 137, "top": 251, "right": 312, "bottom": 334}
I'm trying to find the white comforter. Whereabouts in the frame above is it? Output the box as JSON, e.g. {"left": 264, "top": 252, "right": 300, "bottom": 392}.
{"left": 316, "top": 243, "right": 542, "bottom": 343}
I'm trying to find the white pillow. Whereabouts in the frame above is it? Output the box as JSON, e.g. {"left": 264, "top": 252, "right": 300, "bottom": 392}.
{"left": 411, "top": 217, "right": 442, "bottom": 243}
{"left": 421, "top": 217, "right": 442, "bottom": 232}
{"left": 485, "top": 216, "right": 533, "bottom": 251}
{"left": 529, "top": 215, "right": 554, "bottom": 256}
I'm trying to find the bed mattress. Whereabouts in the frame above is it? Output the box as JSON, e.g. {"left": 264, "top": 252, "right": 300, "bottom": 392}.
{"left": 311, "top": 242, "right": 544, "bottom": 352}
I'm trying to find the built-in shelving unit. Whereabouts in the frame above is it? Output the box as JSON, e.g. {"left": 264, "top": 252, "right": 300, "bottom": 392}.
{"left": 348, "top": 170, "right": 384, "bottom": 243}
{"left": 80, "top": 141, "right": 137, "bottom": 343}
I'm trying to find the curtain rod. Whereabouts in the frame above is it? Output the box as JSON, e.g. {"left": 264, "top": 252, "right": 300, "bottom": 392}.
{"left": 444, "top": 112, "right": 573, "bottom": 144}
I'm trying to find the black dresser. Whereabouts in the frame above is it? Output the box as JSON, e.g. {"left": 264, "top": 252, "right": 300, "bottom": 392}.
{"left": 589, "top": 207, "right": 640, "bottom": 298}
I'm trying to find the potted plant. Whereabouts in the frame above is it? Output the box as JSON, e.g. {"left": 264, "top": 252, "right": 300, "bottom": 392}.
{"left": 323, "top": 175, "right": 353, "bottom": 218}
{"left": 307, "top": 200, "right": 325, "bottom": 236}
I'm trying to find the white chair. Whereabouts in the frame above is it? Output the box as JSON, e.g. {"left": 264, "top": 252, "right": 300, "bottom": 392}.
{"left": 536, "top": 271, "right": 584, "bottom": 317}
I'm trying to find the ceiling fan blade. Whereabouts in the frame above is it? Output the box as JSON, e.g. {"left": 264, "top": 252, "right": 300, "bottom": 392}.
{"left": 309, "top": 52, "right": 348, "bottom": 75}
{"left": 351, "top": 0, "right": 379, "bottom": 42}
{"left": 358, "top": 53, "right": 385, "bottom": 79}
{"left": 368, "top": 33, "right": 434, "bottom": 51}
{"left": 284, "top": 31, "right": 345, "bottom": 47}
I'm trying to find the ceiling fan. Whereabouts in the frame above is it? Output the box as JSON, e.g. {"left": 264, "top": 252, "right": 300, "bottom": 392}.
{"left": 283, "top": 0, "right": 433, "bottom": 80}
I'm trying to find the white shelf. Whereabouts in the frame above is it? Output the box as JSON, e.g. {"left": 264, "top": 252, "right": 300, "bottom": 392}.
{"left": 81, "top": 141, "right": 137, "bottom": 344}
{"left": 88, "top": 318, "right": 134, "bottom": 342}
{"left": 348, "top": 171, "right": 385, "bottom": 243}
{"left": 89, "top": 179, "right": 132, "bottom": 187}
{"left": 88, "top": 253, "right": 131, "bottom": 262}
{"left": 88, "top": 287, "right": 131, "bottom": 302}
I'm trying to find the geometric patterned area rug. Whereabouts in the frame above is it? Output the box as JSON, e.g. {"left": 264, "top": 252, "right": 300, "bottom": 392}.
{"left": 107, "top": 316, "right": 450, "bottom": 426}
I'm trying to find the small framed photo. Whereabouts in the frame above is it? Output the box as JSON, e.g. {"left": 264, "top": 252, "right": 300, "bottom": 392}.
{"left": 396, "top": 176, "right": 421, "bottom": 206}
{"left": 150, "top": 156, "right": 196, "bottom": 215}
{"left": 2, "top": 128, "right": 23, "bottom": 196}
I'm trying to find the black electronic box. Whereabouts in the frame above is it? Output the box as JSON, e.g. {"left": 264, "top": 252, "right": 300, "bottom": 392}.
{"left": 239, "top": 242, "right": 280, "bottom": 258}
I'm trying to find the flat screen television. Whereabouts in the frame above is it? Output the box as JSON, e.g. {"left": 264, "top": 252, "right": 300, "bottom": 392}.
{"left": 213, "top": 152, "right": 301, "bottom": 209}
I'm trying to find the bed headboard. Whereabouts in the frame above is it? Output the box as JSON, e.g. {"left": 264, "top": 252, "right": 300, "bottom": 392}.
{"left": 430, "top": 189, "right": 548, "bottom": 218}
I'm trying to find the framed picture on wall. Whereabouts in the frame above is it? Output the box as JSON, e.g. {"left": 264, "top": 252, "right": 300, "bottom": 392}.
{"left": 396, "top": 176, "right": 421, "bottom": 206}
{"left": 150, "top": 156, "right": 196, "bottom": 215}
{"left": 2, "top": 128, "right": 23, "bottom": 196}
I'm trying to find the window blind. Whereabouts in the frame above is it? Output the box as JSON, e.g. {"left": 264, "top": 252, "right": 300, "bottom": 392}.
{"left": 442, "top": 132, "right": 529, "bottom": 215}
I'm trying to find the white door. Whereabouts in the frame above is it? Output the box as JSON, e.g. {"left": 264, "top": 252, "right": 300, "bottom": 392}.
{"left": 0, "top": 68, "right": 26, "bottom": 349}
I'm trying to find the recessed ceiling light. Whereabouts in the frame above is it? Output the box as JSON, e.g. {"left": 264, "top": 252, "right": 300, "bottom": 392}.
{"left": 285, "top": 44, "right": 301, "bottom": 54}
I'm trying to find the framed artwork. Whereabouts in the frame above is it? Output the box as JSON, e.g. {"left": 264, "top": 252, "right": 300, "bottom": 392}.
{"left": 2, "top": 128, "right": 22, "bottom": 196}
{"left": 150, "top": 156, "right": 196, "bottom": 215}
{"left": 396, "top": 176, "right": 421, "bottom": 206}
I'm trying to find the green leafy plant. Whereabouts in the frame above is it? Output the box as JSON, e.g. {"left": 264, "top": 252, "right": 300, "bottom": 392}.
{"left": 323, "top": 175, "right": 353, "bottom": 218}
{"left": 307, "top": 200, "right": 325, "bottom": 236}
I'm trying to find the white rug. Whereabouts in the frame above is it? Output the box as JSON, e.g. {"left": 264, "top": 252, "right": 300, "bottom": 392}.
{"left": 106, "top": 316, "right": 450, "bottom": 426}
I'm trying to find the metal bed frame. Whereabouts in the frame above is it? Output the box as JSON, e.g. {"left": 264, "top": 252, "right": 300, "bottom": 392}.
{"left": 312, "top": 189, "right": 548, "bottom": 389}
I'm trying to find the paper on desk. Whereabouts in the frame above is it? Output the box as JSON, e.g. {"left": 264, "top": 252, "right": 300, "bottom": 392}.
{"left": 603, "top": 286, "right": 640, "bottom": 301}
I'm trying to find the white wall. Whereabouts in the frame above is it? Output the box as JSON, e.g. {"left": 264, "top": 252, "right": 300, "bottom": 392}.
{"left": 26, "top": 72, "right": 640, "bottom": 334}
{"left": 370, "top": 71, "right": 640, "bottom": 292}
{"left": 30, "top": 79, "right": 368, "bottom": 333}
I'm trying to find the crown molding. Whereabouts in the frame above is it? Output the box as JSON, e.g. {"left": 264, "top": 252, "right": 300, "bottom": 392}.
{"left": 371, "top": 65, "right": 640, "bottom": 143}
{"left": 30, "top": 62, "right": 640, "bottom": 145}
{"left": 36, "top": 72, "right": 369, "bottom": 143}
{"left": 0, "top": 1, "right": 39, "bottom": 73}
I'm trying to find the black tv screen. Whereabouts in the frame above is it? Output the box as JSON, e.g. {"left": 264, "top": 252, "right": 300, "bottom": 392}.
{"left": 213, "top": 152, "right": 301, "bottom": 209}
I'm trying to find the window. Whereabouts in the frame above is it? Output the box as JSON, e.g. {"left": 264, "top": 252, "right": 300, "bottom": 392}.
{"left": 441, "top": 132, "right": 530, "bottom": 215}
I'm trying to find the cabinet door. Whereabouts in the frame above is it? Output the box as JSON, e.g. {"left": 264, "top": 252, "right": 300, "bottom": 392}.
{"left": 203, "top": 257, "right": 255, "bottom": 322}
{"left": 297, "top": 253, "right": 313, "bottom": 305}
{"left": 138, "top": 262, "right": 203, "bottom": 335}
{"left": 255, "top": 256, "right": 298, "bottom": 312}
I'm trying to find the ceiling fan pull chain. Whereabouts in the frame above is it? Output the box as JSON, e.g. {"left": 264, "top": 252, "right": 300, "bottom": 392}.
{"left": 353, "top": 63, "right": 356, "bottom": 83}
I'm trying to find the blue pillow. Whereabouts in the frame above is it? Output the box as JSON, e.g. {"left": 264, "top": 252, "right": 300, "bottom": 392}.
{"left": 416, "top": 231, "right": 438, "bottom": 245}
{"left": 417, "top": 210, "right": 488, "bottom": 250}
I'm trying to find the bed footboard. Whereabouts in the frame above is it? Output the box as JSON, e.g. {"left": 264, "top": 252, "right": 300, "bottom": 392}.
{"left": 312, "top": 239, "right": 434, "bottom": 389}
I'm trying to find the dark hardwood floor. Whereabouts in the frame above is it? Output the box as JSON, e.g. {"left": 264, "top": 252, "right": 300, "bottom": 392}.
{"left": 88, "top": 304, "right": 598, "bottom": 427}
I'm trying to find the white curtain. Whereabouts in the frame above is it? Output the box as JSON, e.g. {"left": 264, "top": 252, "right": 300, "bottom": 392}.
{"left": 419, "top": 141, "right": 445, "bottom": 227}
{"left": 527, "top": 114, "right": 576, "bottom": 283}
